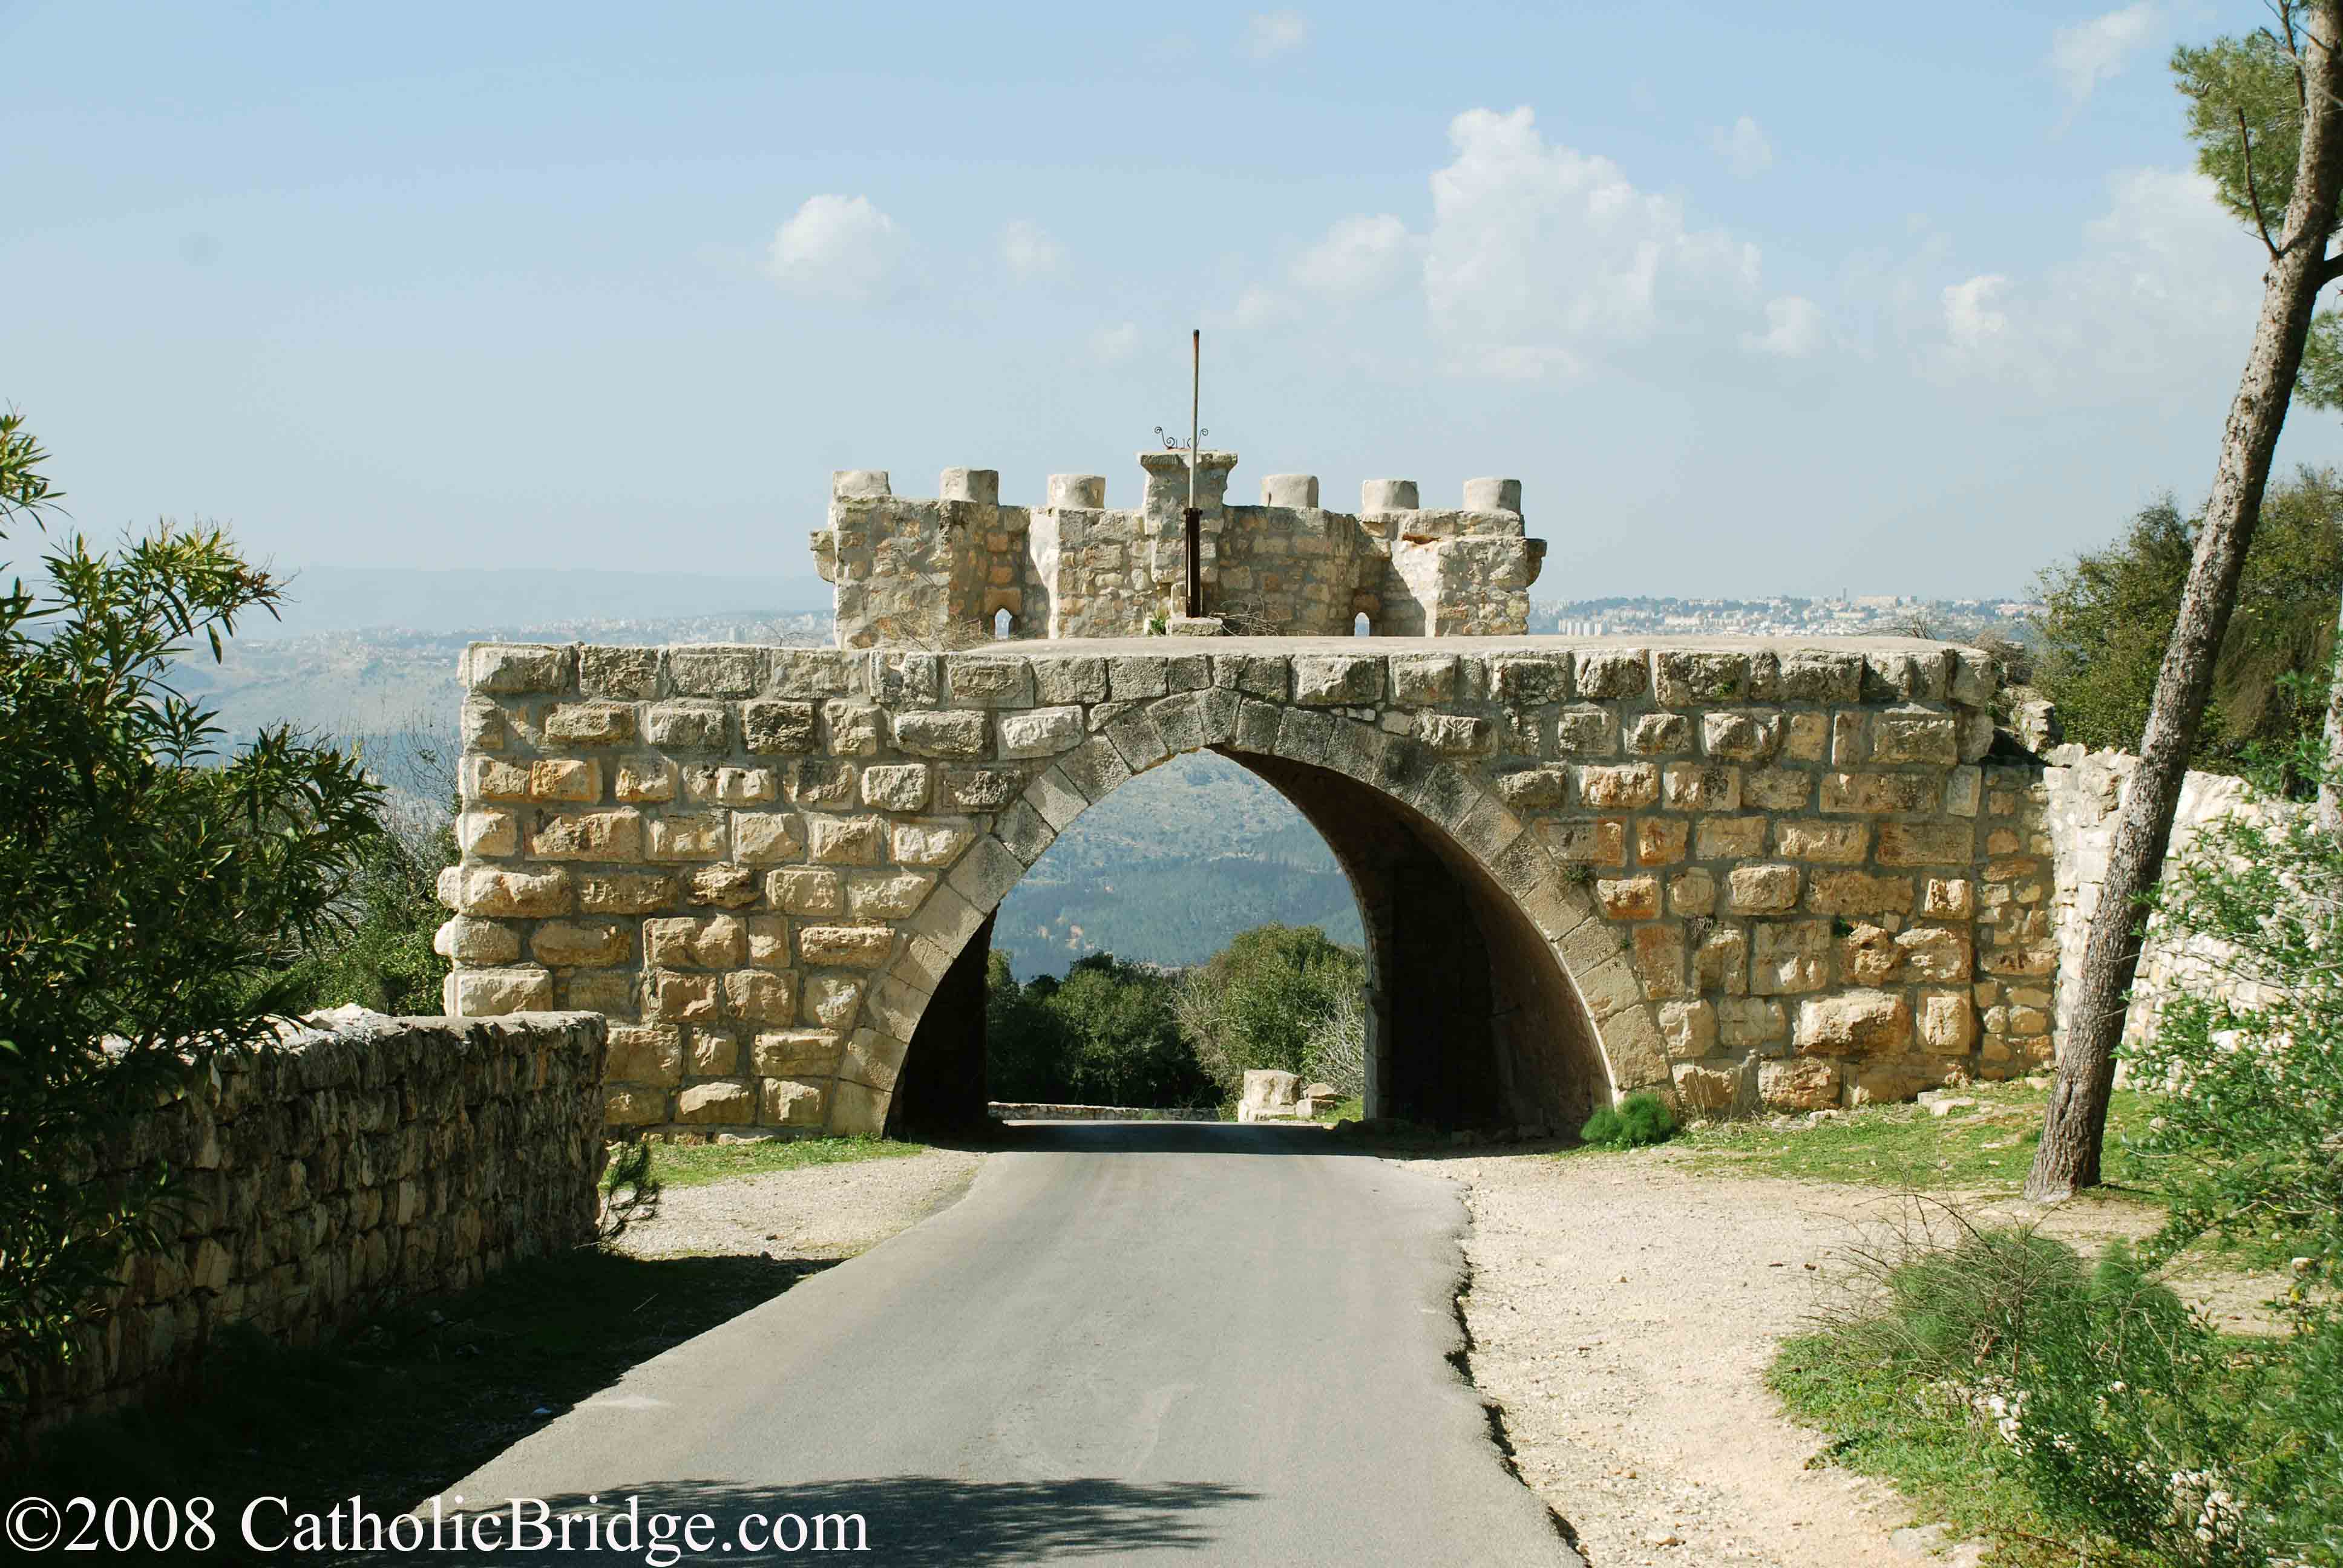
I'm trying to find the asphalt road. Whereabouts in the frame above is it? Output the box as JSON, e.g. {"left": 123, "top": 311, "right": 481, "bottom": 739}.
{"left": 412, "top": 1122, "right": 1581, "bottom": 1567}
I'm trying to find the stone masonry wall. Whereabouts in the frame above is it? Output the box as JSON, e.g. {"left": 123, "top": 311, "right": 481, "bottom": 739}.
{"left": 441, "top": 636, "right": 2054, "bottom": 1137}
{"left": 811, "top": 456, "right": 1545, "bottom": 645}
{"left": 21, "top": 1013, "right": 606, "bottom": 1432}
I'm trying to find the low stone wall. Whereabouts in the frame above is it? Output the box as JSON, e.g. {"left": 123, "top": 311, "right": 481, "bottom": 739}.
{"left": 2044, "top": 747, "right": 2287, "bottom": 1050}
{"left": 21, "top": 1013, "right": 606, "bottom": 1433}
{"left": 985, "top": 1102, "right": 1221, "bottom": 1122}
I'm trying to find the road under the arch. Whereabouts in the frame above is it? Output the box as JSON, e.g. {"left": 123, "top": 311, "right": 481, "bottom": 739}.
{"left": 887, "top": 745, "right": 1610, "bottom": 1140}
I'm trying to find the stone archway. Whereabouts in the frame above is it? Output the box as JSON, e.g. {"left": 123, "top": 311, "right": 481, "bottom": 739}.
{"left": 831, "top": 673, "right": 1652, "bottom": 1138}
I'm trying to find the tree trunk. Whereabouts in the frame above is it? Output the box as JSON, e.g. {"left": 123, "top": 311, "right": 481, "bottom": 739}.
{"left": 2027, "top": 1, "right": 2343, "bottom": 1201}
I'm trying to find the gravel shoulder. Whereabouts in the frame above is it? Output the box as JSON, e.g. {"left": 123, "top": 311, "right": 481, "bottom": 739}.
{"left": 1411, "top": 1145, "right": 2270, "bottom": 1568}
{"left": 611, "top": 1145, "right": 988, "bottom": 1262}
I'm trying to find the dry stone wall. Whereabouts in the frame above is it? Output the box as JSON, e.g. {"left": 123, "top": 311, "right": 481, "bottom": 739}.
{"left": 811, "top": 456, "right": 1545, "bottom": 645}
{"left": 442, "top": 636, "right": 2054, "bottom": 1136}
{"left": 22, "top": 1013, "right": 606, "bottom": 1432}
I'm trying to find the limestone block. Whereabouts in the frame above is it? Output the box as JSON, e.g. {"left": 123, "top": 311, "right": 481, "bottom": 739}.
{"left": 1294, "top": 654, "right": 1386, "bottom": 705}
{"left": 732, "top": 810, "right": 806, "bottom": 865}
{"left": 1573, "top": 649, "right": 1646, "bottom": 701}
{"left": 998, "top": 707, "right": 1084, "bottom": 759}
{"left": 578, "top": 871, "right": 675, "bottom": 915}
{"left": 1233, "top": 698, "right": 1283, "bottom": 756}
{"left": 1104, "top": 708, "right": 1170, "bottom": 771}
{"left": 846, "top": 869, "right": 935, "bottom": 920}
{"left": 531, "top": 809, "right": 644, "bottom": 861}
{"left": 1782, "top": 713, "right": 1829, "bottom": 763}
{"left": 1820, "top": 772, "right": 1939, "bottom": 814}
{"left": 605, "top": 1085, "right": 666, "bottom": 1126}
{"left": 1418, "top": 713, "right": 1493, "bottom": 757}
{"left": 1758, "top": 1056, "right": 1839, "bottom": 1111}
{"left": 1922, "top": 877, "right": 1973, "bottom": 918}
{"left": 1540, "top": 818, "right": 1625, "bottom": 865}
{"left": 1653, "top": 651, "right": 1751, "bottom": 706}
{"left": 945, "top": 834, "right": 1026, "bottom": 912}
{"left": 465, "top": 643, "right": 571, "bottom": 694}
{"left": 893, "top": 710, "right": 989, "bottom": 759}
{"left": 1047, "top": 473, "right": 1107, "bottom": 508}
{"left": 1694, "top": 815, "right": 1766, "bottom": 861}
{"left": 806, "top": 814, "right": 883, "bottom": 866}
{"left": 615, "top": 758, "right": 677, "bottom": 803}
{"left": 650, "top": 970, "right": 721, "bottom": 1021}
{"left": 801, "top": 972, "right": 867, "bottom": 1030}
{"left": 1555, "top": 705, "right": 1619, "bottom": 756}
{"left": 1576, "top": 763, "right": 1659, "bottom": 809}
{"left": 1671, "top": 1062, "right": 1742, "bottom": 1113}
{"left": 1702, "top": 710, "right": 1781, "bottom": 762}
{"left": 761, "top": 1077, "right": 827, "bottom": 1128}
{"left": 677, "top": 1082, "right": 756, "bottom": 1126}
{"left": 646, "top": 811, "right": 727, "bottom": 862}
{"left": 1775, "top": 820, "right": 1867, "bottom": 863}
{"left": 1718, "top": 996, "right": 1786, "bottom": 1048}
{"left": 1728, "top": 864, "right": 1801, "bottom": 914}
{"left": 1878, "top": 822, "right": 1975, "bottom": 866}
{"left": 859, "top": 764, "right": 932, "bottom": 812}
{"left": 1488, "top": 653, "right": 1570, "bottom": 706}
{"left": 1918, "top": 990, "right": 1976, "bottom": 1054}
{"left": 669, "top": 646, "right": 768, "bottom": 698}
{"left": 1662, "top": 762, "right": 1740, "bottom": 812}
{"left": 1035, "top": 656, "right": 1110, "bottom": 705}
{"left": 1870, "top": 707, "right": 1959, "bottom": 766}
{"left": 545, "top": 702, "right": 635, "bottom": 746}
{"left": 841, "top": 1028, "right": 905, "bottom": 1091}
{"left": 580, "top": 645, "right": 660, "bottom": 700}
{"left": 530, "top": 759, "right": 600, "bottom": 803}
{"left": 742, "top": 700, "right": 819, "bottom": 754}
{"left": 1668, "top": 867, "right": 1716, "bottom": 916}
{"left": 1495, "top": 766, "right": 1568, "bottom": 809}
{"left": 1597, "top": 876, "right": 1660, "bottom": 920}
{"left": 1636, "top": 817, "right": 1688, "bottom": 866}
{"left": 1804, "top": 869, "right": 1915, "bottom": 916}
{"left": 1148, "top": 692, "right": 1209, "bottom": 756}
{"left": 1388, "top": 653, "right": 1457, "bottom": 705}
{"left": 1107, "top": 657, "right": 1170, "bottom": 701}
{"left": 645, "top": 916, "right": 747, "bottom": 970}
{"left": 451, "top": 967, "right": 554, "bottom": 1016}
{"left": 755, "top": 1029, "right": 843, "bottom": 1076}
{"left": 936, "top": 768, "right": 1017, "bottom": 811}
{"left": 1895, "top": 926, "right": 1971, "bottom": 982}
{"left": 1057, "top": 736, "right": 1134, "bottom": 803}
{"left": 723, "top": 969, "right": 799, "bottom": 1024}
{"left": 1658, "top": 999, "right": 1717, "bottom": 1060}
{"left": 1776, "top": 652, "right": 1864, "bottom": 704}
{"left": 1946, "top": 765, "right": 1982, "bottom": 818}
{"left": 822, "top": 702, "right": 883, "bottom": 757}
{"left": 747, "top": 915, "right": 790, "bottom": 968}
{"left": 456, "top": 867, "right": 571, "bottom": 918}
{"left": 434, "top": 916, "right": 519, "bottom": 964}
{"left": 1750, "top": 921, "right": 1831, "bottom": 995}
{"left": 892, "top": 818, "right": 977, "bottom": 867}
{"left": 530, "top": 921, "right": 629, "bottom": 968}
{"left": 689, "top": 1028, "right": 741, "bottom": 1076}
{"left": 462, "top": 696, "right": 508, "bottom": 752}
{"left": 1794, "top": 990, "right": 1913, "bottom": 1056}
{"left": 1633, "top": 924, "right": 1686, "bottom": 997}
{"left": 1743, "top": 768, "right": 1812, "bottom": 811}
{"left": 458, "top": 809, "right": 517, "bottom": 857}
{"left": 769, "top": 866, "right": 845, "bottom": 916}
{"left": 871, "top": 652, "right": 941, "bottom": 707}
{"left": 947, "top": 657, "right": 1036, "bottom": 708}
{"left": 798, "top": 925, "right": 895, "bottom": 970}
{"left": 772, "top": 649, "right": 861, "bottom": 699}
{"left": 646, "top": 702, "right": 729, "bottom": 751}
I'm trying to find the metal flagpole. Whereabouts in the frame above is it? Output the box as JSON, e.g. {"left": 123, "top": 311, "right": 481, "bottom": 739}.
{"left": 1184, "top": 328, "right": 1202, "bottom": 618}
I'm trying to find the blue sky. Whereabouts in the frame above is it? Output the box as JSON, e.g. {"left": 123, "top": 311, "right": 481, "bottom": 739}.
{"left": 5, "top": 0, "right": 2335, "bottom": 603}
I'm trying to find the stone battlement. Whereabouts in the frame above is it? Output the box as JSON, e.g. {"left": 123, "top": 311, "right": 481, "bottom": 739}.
{"left": 810, "top": 452, "right": 1548, "bottom": 647}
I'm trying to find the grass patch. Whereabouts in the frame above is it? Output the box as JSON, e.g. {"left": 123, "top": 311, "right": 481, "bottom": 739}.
{"left": 15, "top": 1247, "right": 825, "bottom": 1560}
{"left": 1311, "top": 1096, "right": 1365, "bottom": 1124}
{"left": 644, "top": 1134, "right": 924, "bottom": 1191}
{"left": 1665, "top": 1081, "right": 2158, "bottom": 1198}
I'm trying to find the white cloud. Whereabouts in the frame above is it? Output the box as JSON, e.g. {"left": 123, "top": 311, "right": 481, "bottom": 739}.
{"left": 1240, "top": 11, "right": 1309, "bottom": 63}
{"left": 765, "top": 194, "right": 901, "bottom": 302}
{"left": 1919, "top": 167, "right": 2262, "bottom": 391}
{"left": 1232, "top": 287, "right": 1288, "bottom": 328}
{"left": 2051, "top": 4, "right": 2159, "bottom": 111}
{"left": 1743, "top": 295, "right": 1826, "bottom": 358}
{"left": 1091, "top": 322, "right": 1141, "bottom": 365}
{"left": 1000, "top": 219, "right": 1064, "bottom": 281}
{"left": 1421, "top": 106, "right": 1761, "bottom": 377}
{"left": 1291, "top": 214, "right": 1417, "bottom": 300}
{"left": 1709, "top": 116, "right": 1774, "bottom": 179}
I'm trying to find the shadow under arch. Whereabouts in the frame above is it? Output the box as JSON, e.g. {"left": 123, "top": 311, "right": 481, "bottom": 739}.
{"left": 857, "top": 708, "right": 1636, "bottom": 1141}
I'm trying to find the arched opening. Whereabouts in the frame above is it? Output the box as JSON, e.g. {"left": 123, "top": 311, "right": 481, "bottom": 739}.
{"left": 1352, "top": 612, "right": 1371, "bottom": 637}
{"left": 992, "top": 608, "right": 1015, "bottom": 640}
{"left": 884, "top": 742, "right": 1607, "bottom": 1143}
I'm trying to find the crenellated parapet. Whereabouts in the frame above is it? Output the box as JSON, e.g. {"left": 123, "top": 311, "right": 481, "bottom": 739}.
{"left": 810, "top": 452, "right": 1548, "bottom": 647}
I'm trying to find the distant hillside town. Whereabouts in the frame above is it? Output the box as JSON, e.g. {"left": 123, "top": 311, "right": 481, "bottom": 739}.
{"left": 1530, "top": 594, "right": 2039, "bottom": 644}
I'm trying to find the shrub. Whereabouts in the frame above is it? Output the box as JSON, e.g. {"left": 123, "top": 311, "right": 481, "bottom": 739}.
{"left": 0, "top": 412, "right": 383, "bottom": 1414}
{"left": 985, "top": 951, "right": 1214, "bottom": 1108}
{"left": 1173, "top": 924, "right": 1365, "bottom": 1099}
{"left": 1579, "top": 1091, "right": 1676, "bottom": 1148}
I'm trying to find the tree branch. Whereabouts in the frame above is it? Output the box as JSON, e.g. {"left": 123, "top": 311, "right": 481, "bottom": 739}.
{"left": 2241, "top": 105, "right": 2287, "bottom": 258}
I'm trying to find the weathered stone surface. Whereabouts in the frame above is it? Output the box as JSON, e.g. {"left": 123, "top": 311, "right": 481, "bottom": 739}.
{"left": 741, "top": 700, "right": 819, "bottom": 754}
{"left": 1758, "top": 1055, "right": 1839, "bottom": 1110}
{"left": 1794, "top": 990, "right": 1913, "bottom": 1055}
{"left": 892, "top": 710, "right": 989, "bottom": 759}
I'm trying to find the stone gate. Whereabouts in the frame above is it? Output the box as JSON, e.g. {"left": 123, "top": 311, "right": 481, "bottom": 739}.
{"left": 439, "top": 627, "right": 2057, "bottom": 1139}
